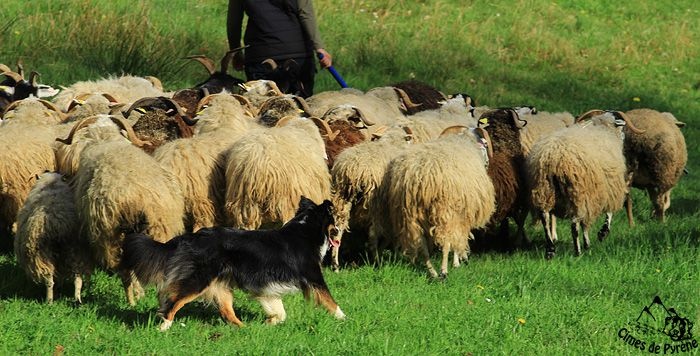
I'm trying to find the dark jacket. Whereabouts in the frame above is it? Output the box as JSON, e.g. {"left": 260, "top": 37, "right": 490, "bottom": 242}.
{"left": 228, "top": 0, "right": 314, "bottom": 63}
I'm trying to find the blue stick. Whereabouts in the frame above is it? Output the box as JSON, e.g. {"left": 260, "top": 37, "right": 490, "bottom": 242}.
{"left": 317, "top": 53, "right": 348, "bottom": 88}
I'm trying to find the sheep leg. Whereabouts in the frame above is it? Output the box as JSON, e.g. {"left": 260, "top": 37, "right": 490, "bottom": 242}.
{"left": 513, "top": 208, "right": 531, "bottom": 248}
{"left": 367, "top": 224, "right": 380, "bottom": 264}
{"left": 551, "top": 216, "right": 558, "bottom": 242}
{"left": 625, "top": 194, "right": 635, "bottom": 227}
{"left": 74, "top": 274, "right": 83, "bottom": 304}
{"left": 420, "top": 237, "right": 439, "bottom": 279}
{"left": 648, "top": 187, "right": 667, "bottom": 222}
{"left": 571, "top": 221, "right": 581, "bottom": 256}
{"left": 119, "top": 271, "right": 141, "bottom": 306}
{"left": 598, "top": 212, "right": 612, "bottom": 241}
{"left": 452, "top": 248, "right": 461, "bottom": 268}
{"left": 439, "top": 242, "right": 450, "bottom": 278}
{"left": 582, "top": 223, "right": 591, "bottom": 250}
{"left": 45, "top": 276, "right": 55, "bottom": 304}
{"left": 331, "top": 201, "right": 352, "bottom": 272}
{"left": 540, "top": 212, "right": 556, "bottom": 259}
{"left": 659, "top": 190, "right": 672, "bottom": 222}
{"left": 257, "top": 296, "right": 287, "bottom": 325}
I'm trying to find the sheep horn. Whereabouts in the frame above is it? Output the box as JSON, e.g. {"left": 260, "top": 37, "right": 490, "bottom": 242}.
{"left": 474, "top": 127, "right": 494, "bottom": 162}
{"left": 101, "top": 93, "right": 119, "bottom": 103}
{"left": 37, "top": 99, "right": 67, "bottom": 121}
{"left": 353, "top": 106, "right": 374, "bottom": 126}
{"left": 195, "top": 94, "right": 214, "bottom": 114}
{"left": 185, "top": 55, "right": 216, "bottom": 75}
{"left": 231, "top": 94, "right": 253, "bottom": 108}
{"left": 615, "top": 111, "right": 646, "bottom": 134}
{"left": 29, "top": 71, "right": 40, "bottom": 87}
{"left": 0, "top": 64, "right": 11, "bottom": 74}
{"left": 393, "top": 87, "right": 422, "bottom": 112}
{"left": 509, "top": 108, "right": 527, "bottom": 129}
{"left": 439, "top": 125, "right": 469, "bottom": 137}
{"left": 124, "top": 97, "right": 187, "bottom": 118}
{"left": 145, "top": 76, "right": 163, "bottom": 91}
{"left": 55, "top": 116, "right": 101, "bottom": 145}
{"left": 1, "top": 100, "right": 23, "bottom": 118}
{"left": 16, "top": 60, "right": 24, "bottom": 78}
{"left": 370, "top": 125, "right": 388, "bottom": 140}
{"left": 291, "top": 96, "right": 313, "bottom": 116}
{"left": 311, "top": 117, "right": 339, "bottom": 141}
{"left": 275, "top": 115, "right": 294, "bottom": 127}
{"left": 262, "top": 58, "right": 278, "bottom": 71}
{"left": 108, "top": 116, "right": 152, "bottom": 147}
{"left": 575, "top": 109, "right": 607, "bottom": 123}
{"left": 220, "top": 51, "right": 235, "bottom": 74}
{"left": 1, "top": 71, "right": 23, "bottom": 83}
{"left": 269, "top": 81, "right": 284, "bottom": 96}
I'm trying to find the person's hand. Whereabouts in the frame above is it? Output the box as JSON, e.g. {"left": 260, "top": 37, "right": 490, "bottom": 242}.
{"left": 232, "top": 50, "right": 245, "bottom": 71}
{"left": 316, "top": 48, "right": 332, "bottom": 68}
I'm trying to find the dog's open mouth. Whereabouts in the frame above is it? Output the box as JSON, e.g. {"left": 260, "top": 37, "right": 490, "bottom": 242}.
{"left": 327, "top": 225, "right": 340, "bottom": 248}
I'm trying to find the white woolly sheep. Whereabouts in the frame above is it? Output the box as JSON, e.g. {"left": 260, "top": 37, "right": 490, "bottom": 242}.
{"left": 403, "top": 94, "right": 477, "bottom": 142}
{"left": 623, "top": 108, "right": 688, "bottom": 223}
{"left": 223, "top": 116, "right": 330, "bottom": 229}
{"left": 306, "top": 87, "right": 415, "bottom": 127}
{"left": 519, "top": 109, "right": 575, "bottom": 156}
{"left": 329, "top": 125, "right": 415, "bottom": 270}
{"left": 240, "top": 79, "right": 284, "bottom": 112}
{"left": 57, "top": 115, "right": 186, "bottom": 305}
{"left": 152, "top": 93, "right": 260, "bottom": 232}
{"left": 527, "top": 110, "right": 645, "bottom": 258}
{"left": 381, "top": 126, "right": 495, "bottom": 278}
{"left": 0, "top": 98, "right": 66, "bottom": 243}
{"left": 52, "top": 75, "right": 164, "bottom": 111}
{"left": 14, "top": 172, "right": 94, "bottom": 303}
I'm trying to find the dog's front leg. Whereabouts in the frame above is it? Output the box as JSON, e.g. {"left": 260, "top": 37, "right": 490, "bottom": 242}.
{"left": 306, "top": 285, "right": 346, "bottom": 320}
{"left": 257, "top": 296, "right": 287, "bottom": 325}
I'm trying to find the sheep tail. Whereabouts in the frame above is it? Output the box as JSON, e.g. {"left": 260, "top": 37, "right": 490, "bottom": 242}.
{"left": 120, "top": 232, "right": 175, "bottom": 286}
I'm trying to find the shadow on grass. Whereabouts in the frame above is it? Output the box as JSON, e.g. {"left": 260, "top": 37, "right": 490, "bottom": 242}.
{"left": 88, "top": 287, "right": 263, "bottom": 329}
{"left": 667, "top": 196, "right": 700, "bottom": 219}
{"left": 0, "top": 255, "right": 45, "bottom": 301}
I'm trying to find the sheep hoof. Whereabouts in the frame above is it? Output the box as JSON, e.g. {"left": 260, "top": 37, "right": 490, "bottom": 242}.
{"left": 597, "top": 227, "right": 609, "bottom": 241}
{"left": 545, "top": 251, "right": 556, "bottom": 260}
{"left": 438, "top": 273, "right": 448, "bottom": 281}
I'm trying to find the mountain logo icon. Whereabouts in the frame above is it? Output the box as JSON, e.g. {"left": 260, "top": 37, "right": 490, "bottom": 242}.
{"left": 635, "top": 296, "right": 694, "bottom": 341}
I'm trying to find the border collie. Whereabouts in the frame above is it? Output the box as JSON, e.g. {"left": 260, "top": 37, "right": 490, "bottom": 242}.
{"left": 121, "top": 196, "right": 345, "bottom": 331}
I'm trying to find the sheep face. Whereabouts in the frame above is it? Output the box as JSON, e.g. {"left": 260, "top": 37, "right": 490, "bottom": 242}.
{"left": 477, "top": 109, "right": 526, "bottom": 153}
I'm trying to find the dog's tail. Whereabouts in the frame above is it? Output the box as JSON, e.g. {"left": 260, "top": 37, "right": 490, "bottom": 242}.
{"left": 121, "top": 233, "right": 176, "bottom": 286}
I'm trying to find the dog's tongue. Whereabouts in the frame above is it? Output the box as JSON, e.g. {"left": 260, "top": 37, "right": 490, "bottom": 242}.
{"left": 328, "top": 237, "right": 340, "bottom": 248}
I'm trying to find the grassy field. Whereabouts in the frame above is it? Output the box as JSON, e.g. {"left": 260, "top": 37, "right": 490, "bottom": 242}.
{"left": 1, "top": 0, "right": 699, "bottom": 354}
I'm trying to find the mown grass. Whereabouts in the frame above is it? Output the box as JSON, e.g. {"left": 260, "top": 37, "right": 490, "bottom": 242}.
{"left": 1, "top": 0, "right": 698, "bottom": 354}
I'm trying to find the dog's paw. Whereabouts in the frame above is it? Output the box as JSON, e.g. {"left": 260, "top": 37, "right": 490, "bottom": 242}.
{"left": 334, "top": 306, "right": 346, "bottom": 320}
{"left": 159, "top": 319, "right": 173, "bottom": 332}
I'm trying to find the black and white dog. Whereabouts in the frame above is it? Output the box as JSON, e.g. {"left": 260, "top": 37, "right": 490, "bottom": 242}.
{"left": 121, "top": 196, "right": 345, "bottom": 331}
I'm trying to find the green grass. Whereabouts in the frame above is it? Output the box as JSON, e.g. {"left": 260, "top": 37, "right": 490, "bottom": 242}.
{"left": 1, "top": 0, "right": 699, "bottom": 354}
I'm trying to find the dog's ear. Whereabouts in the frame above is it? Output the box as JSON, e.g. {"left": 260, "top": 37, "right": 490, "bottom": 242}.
{"left": 296, "top": 195, "right": 316, "bottom": 213}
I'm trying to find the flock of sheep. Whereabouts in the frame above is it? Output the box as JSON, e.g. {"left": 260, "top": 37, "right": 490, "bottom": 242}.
{"left": 0, "top": 53, "right": 688, "bottom": 305}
